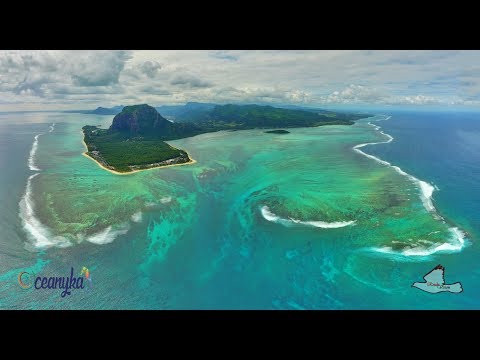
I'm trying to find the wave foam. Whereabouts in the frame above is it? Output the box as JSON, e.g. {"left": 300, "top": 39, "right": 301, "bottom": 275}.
{"left": 356, "top": 115, "right": 467, "bottom": 256}
{"left": 160, "top": 196, "right": 172, "bottom": 204}
{"left": 19, "top": 174, "right": 72, "bottom": 249}
{"left": 131, "top": 211, "right": 143, "bottom": 223}
{"left": 370, "top": 227, "right": 466, "bottom": 258}
{"left": 28, "top": 123, "right": 55, "bottom": 172}
{"left": 85, "top": 224, "right": 130, "bottom": 245}
{"left": 260, "top": 206, "right": 356, "bottom": 229}
{"left": 354, "top": 116, "right": 437, "bottom": 214}
{"left": 19, "top": 174, "right": 132, "bottom": 249}
{"left": 28, "top": 134, "right": 42, "bottom": 171}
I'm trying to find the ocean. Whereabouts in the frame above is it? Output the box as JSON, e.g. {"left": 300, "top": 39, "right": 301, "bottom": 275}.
{"left": 0, "top": 108, "right": 478, "bottom": 309}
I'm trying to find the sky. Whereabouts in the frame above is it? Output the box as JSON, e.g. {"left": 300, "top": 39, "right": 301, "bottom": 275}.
{"left": 0, "top": 50, "right": 479, "bottom": 111}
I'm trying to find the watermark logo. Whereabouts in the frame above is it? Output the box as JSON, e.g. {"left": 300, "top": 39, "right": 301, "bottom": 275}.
{"left": 412, "top": 264, "right": 463, "bottom": 294}
{"left": 18, "top": 271, "right": 35, "bottom": 289}
{"left": 18, "top": 266, "right": 93, "bottom": 297}
{"left": 80, "top": 266, "right": 93, "bottom": 290}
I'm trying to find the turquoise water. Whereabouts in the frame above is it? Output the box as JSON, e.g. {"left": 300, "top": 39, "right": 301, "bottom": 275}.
{"left": 0, "top": 110, "right": 477, "bottom": 309}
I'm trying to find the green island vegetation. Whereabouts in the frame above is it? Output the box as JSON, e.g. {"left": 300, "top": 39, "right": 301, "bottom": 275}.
{"left": 264, "top": 129, "right": 290, "bottom": 134}
{"left": 82, "top": 103, "right": 371, "bottom": 173}
{"left": 83, "top": 127, "right": 190, "bottom": 173}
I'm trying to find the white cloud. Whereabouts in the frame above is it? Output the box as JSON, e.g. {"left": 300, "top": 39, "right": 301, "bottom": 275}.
{"left": 318, "top": 85, "right": 448, "bottom": 106}
{"left": 139, "top": 60, "right": 162, "bottom": 78}
{"left": 170, "top": 73, "right": 213, "bottom": 88}
{"left": 1, "top": 50, "right": 480, "bottom": 110}
{"left": 321, "top": 84, "right": 387, "bottom": 104}
{"left": 70, "top": 51, "right": 132, "bottom": 86}
{"left": 393, "top": 95, "right": 439, "bottom": 105}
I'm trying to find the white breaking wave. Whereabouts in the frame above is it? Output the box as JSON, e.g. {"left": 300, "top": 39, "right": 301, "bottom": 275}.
{"left": 371, "top": 227, "right": 466, "bottom": 257}
{"left": 356, "top": 115, "right": 467, "bottom": 257}
{"left": 85, "top": 223, "right": 130, "bottom": 245}
{"left": 260, "top": 206, "right": 356, "bottom": 229}
{"left": 28, "top": 123, "right": 55, "bottom": 172}
{"left": 28, "top": 134, "right": 42, "bottom": 171}
{"left": 131, "top": 211, "right": 143, "bottom": 223}
{"left": 20, "top": 175, "right": 131, "bottom": 249}
{"left": 160, "top": 196, "right": 172, "bottom": 204}
{"left": 354, "top": 116, "right": 436, "bottom": 213}
{"left": 21, "top": 129, "right": 133, "bottom": 249}
{"left": 19, "top": 174, "right": 72, "bottom": 249}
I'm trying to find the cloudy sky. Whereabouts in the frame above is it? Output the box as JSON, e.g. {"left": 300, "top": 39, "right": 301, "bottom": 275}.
{"left": 0, "top": 50, "right": 479, "bottom": 111}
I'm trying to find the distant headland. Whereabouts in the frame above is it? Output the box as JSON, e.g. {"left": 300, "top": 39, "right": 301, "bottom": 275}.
{"left": 82, "top": 103, "right": 371, "bottom": 174}
{"left": 265, "top": 129, "right": 290, "bottom": 134}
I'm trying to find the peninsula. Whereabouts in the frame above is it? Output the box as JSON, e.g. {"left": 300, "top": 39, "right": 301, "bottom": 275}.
{"left": 82, "top": 105, "right": 195, "bottom": 174}
{"left": 82, "top": 103, "right": 370, "bottom": 174}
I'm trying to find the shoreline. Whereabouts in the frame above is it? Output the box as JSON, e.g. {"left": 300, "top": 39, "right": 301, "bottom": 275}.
{"left": 81, "top": 130, "right": 197, "bottom": 176}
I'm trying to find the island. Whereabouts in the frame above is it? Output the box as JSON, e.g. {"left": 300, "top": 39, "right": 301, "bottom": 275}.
{"left": 83, "top": 103, "right": 371, "bottom": 174}
{"left": 265, "top": 130, "right": 290, "bottom": 134}
{"left": 88, "top": 106, "right": 124, "bottom": 115}
{"left": 67, "top": 105, "right": 124, "bottom": 115}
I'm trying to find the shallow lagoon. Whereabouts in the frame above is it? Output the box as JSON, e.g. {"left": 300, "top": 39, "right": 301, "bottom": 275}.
{"left": 0, "top": 111, "right": 475, "bottom": 309}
